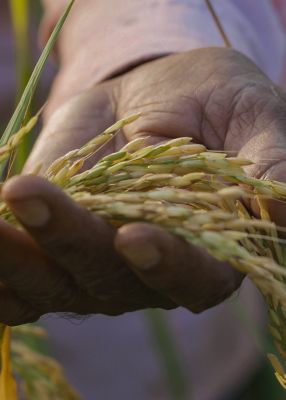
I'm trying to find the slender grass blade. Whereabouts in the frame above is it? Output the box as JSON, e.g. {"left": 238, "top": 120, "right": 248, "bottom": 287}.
{"left": 1, "top": 0, "right": 74, "bottom": 147}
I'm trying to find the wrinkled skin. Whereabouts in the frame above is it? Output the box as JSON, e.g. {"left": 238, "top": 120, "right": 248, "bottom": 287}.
{"left": 2, "top": 48, "right": 286, "bottom": 325}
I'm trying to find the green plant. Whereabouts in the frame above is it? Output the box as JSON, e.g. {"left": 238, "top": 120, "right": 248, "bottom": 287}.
{"left": 0, "top": 2, "right": 77, "bottom": 399}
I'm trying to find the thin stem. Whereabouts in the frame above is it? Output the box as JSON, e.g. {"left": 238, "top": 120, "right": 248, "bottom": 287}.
{"left": 205, "top": 0, "right": 232, "bottom": 47}
{"left": 145, "top": 310, "right": 189, "bottom": 400}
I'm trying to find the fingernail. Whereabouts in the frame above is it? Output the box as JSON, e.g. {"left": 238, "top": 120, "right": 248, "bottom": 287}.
{"left": 9, "top": 198, "right": 50, "bottom": 227}
{"left": 120, "top": 242, "right": 161, "bottom": 270}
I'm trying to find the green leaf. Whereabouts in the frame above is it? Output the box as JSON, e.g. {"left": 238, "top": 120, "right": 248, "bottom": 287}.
{"left": 1, "top": 0, "right": 75, "bottom": 147}
{"left": 145, "top": 310, "right": 189, "bottom": 400}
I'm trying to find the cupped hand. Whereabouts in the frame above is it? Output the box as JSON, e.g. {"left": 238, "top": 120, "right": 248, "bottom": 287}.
{"left": 3, "top": 47, "right": 286, "bottom": 325}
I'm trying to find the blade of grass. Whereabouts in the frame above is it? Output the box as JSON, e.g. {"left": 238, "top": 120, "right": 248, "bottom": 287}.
{"left": 145, "top": 310, "right": 189, "bottom": 400}
{"left": 0, "top": 3, "right": 74, "bottom": 396}
{"left": 205, "top": 0, "right": 232, "bottom": 47}
{"left": 1, "top": 0, "right": 74, "bottom": 148}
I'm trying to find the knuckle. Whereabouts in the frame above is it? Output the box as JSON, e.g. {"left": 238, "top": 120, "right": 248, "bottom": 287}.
{"left": 33, "top": 275, "right": 78, "bottom": 314}
{"left": 233, "top": 83, "right": 284, "bottom": 126}
{"left": 1, "top": 308, "right": 40, "bottom": 327}
{"left": 225, "top": 82, "right": 286, "bottom": 150}
{"left": 10, "top": 313, "right": 40, "bottom": 327}
{"left": 186, "top": 271, "right": 243, "bottom": 314}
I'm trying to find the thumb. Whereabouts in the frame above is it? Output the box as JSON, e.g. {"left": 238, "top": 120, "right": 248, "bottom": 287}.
{"left": 115, "top": 223, "right": 243, "bottom": 313}
{"left": 2, "top": 175, "right": 122, "bottom": 294}
{"left": 25, "top": 84, "right": 115, "bottom": 174}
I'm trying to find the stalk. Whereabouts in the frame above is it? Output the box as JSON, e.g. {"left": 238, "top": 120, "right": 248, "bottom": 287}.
{"left": 145, "top": 310, "right": 188, "bottom": 400}
{"left": 204, "top": 0, "right": 232, "bottom": 47}
{"left": 0, "top": 2, "right": 76, "bottom": 399}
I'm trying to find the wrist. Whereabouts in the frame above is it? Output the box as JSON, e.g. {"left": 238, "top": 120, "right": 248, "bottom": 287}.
{"left": 42, "top": 0, "right": 285, "bottom": 90}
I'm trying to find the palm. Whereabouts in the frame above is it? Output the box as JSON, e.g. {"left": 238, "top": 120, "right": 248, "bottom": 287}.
{"left": 2, "top": 48, "right": 286, "bottom": 325}
{"left": 29, "top": 49, "right": 286, "bottom": 183}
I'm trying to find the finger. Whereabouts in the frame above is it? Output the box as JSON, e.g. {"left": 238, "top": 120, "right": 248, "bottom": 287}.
{"left": 115, "top": 223, "right": 243, "bottom": 313}
{"left": 249, "top": 160, "right": 286, "bottom": 231}
{"left": 2, "top": 175, "right": 125, "bottom": 295}
{"left": 0, "top": 290, "right": 40, "bottom": 326}
{"left": 223, "top": 82, "right": 286, "bottom": 228}
{"left": 0, "top": 218, "right": 76, "bottom": 312}
{"left": 239, "top": 143, "right": 286, "bottom": 229}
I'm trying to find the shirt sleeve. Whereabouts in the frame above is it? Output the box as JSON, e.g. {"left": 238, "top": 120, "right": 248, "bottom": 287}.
{"left": 41, "top": 0, "right": 286, "bottom": 84}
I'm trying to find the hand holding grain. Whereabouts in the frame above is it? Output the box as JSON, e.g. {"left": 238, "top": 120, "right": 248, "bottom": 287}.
{"left": 2, "top": 48, "right": 286, "bottom": 325}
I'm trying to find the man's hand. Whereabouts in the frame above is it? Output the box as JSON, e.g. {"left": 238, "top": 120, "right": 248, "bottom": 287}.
{"left": 3, "top": 47, "right": 286, "bottom": 325}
